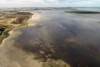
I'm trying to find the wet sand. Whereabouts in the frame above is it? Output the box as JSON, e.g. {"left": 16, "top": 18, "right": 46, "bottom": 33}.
{"left": 0, "top": 10, "right": 100, "bottom": 67}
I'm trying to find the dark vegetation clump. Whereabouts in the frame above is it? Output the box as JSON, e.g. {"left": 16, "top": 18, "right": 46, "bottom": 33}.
{"left": 16, "top": 12, "right": 33, "bottom": 15}
{"left": 11, "top": 12, "right": 33, "bottom": 24}
{"left": 0, "top": 27, "right": 6, "bottom": 35}
{"left": 66, "top": 10, "right": 100, "bottom": 14}
{"left": 12, "top": 16, "right": 25, "bottom": 24}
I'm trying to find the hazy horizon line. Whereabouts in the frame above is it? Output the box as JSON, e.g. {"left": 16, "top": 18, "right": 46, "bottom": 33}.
{"left": 0, "top": 6, "right": 100, "bottom": 8}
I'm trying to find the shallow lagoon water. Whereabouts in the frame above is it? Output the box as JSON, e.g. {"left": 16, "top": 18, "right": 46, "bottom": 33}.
{"left": 0, "top": 10, "right": 100, "bottom": 67}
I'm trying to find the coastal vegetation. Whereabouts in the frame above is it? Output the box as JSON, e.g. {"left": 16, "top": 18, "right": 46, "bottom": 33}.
{"left": 65, "top": 10, "right": 100, "bottom": 14}
{"left": 0, "top": 11, "right": 33, "bottom": 44}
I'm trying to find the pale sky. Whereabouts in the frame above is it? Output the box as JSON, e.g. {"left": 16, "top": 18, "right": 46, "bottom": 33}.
{"left": 0, "top": 0, "right": 100, "bottom": 7}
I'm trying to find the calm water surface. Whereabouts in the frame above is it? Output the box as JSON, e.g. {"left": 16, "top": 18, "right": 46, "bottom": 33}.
{"left": 0, "top": 10, "right": 100, "bottom": 67}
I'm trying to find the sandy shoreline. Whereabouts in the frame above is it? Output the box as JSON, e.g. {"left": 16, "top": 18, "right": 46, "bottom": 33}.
{"left": 0, "top": 12, "right": 35, "bottom": 46}
{"left": 0, "top": 12, "right": 43, "bottom": 67}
